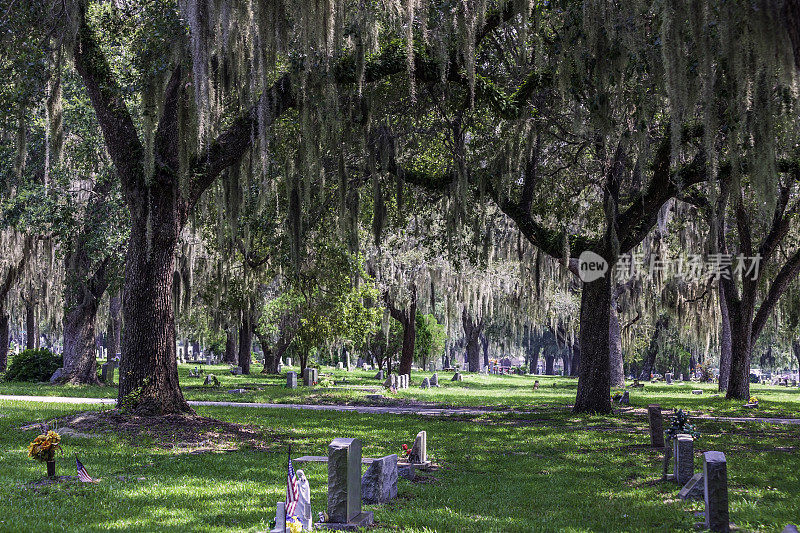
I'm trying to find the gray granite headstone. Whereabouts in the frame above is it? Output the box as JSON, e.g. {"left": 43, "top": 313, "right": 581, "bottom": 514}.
{"left": 665, "top": 373, "right": 673, "bottom": 384}
{"left": 361, "top": 454, "right": 398, "bottom": 504}
{"left": 337, "top": 362, "right": 343, "bottom": 370}
{"left": 452, "top": 372, "right": 462, "bottom": 382}
{"left": 409, "top": 430, "right": 427, "bottom": 464}
{"left": 430, "top": 373, "right": 438, "bottom": 387}
{"left": 679, "top": 473, "right": 704, "bottom": 501}
{"left": 703, "top": 451, "right": 729, "bottom": 532}
{"left": 286, "top": 371, "right": 297, "bottom": 389}
{"left": 648, "top": 405, "right": 664, "bottom": 448}
{"left": 675, "top": 434, "right": 694, "bottom": 485}
{"left": 420, "top": 377, "right": 430, "bottom": 389}
{"left": 782, "top": 525, "right": 800, "bottom": 533}
{"left": 327, "top": 438, "right": 363, "bottom": 523}
{"left": 269, "top": 501, "right": 286, "bottom": 533}
{"left": 230, "top": 366, "right": 242, "bottom": 375}
{"left": 49, "top": 367, "right": 64, "bottom": 384}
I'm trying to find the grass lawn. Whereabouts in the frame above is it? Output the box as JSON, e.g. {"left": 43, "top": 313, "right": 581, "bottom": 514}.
{"left": 1, "top": 362, "right": 799, "bottom": 419}
{"left": 0, "top": 397, "right": 798, "bottom": 532}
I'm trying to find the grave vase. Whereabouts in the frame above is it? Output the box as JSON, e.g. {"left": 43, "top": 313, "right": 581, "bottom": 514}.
{"left": 46, "top": 460, "right": 55, "bottom": 478}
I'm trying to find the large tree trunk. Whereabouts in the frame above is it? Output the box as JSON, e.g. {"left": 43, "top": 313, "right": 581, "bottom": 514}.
{"left": 609, "top": 292, "right": 625, "bottom": 387}
{"left": 107, "top": 293, "right": 122, "bottom": 359}
{"left": 117, "top": 190, "right": 191, "bottom": 415}
{"left": 0, "top": 312, "right": 8, "bottom": 372}
{"left": 386, "top": 286, "right": 417, "bottom": 376}
{"left": 725, "top": 292, "right": 755, "bottom": 401}
{"left": 569, "top": 342, "right": 580, "bottom": 376}
{"left": 718, "top": 285, "right": 732, "bottom": 391}
{"left": 574, "top": 275, "right": 612, "bottom": 414}
{"left": 545, "top": 353, "right": 555, "bottom": 375}
{"left": 793, "top": 340, "right": 800, "bottom": 370}
{"left": 62, "top": 302, "right": 102, "bottom": 385}
{"left": 25, "top": 302, "right": 35, "bottom": 350}
{"left": 224, "top": 327, "right": 237, "bottom": 364}
{"left": 238, "top": 314, "right": 253, "bottom": 374}
{"left": 462, "top": 309, "right": 483, "bottom": 372}
{"left": 639, "top": 315, "right": 670, "bottom": 380}
{"left": 480, "top": 333, "right": 490, "bottom": 367}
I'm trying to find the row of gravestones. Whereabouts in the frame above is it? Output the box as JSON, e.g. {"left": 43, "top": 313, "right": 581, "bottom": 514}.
{"left": 285, "top": 368, "right": 319, "bottom": 389}
{"left": 271, "top": 431, "right": 429, "bottom": 532}
{"left": 383, "top": 374, "right": 410, "bottom": 389}
{"left": 380, "top": 372, "right": 463, "bottom": 390}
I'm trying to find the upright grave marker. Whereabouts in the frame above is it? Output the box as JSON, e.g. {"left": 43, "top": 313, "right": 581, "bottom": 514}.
{"left": 648, "top": 405, "right": 664, "bottom": 448}
{"left": 703, "top": 451, "right": 729, "bottom": 532}
{"left": 319, "top": 438, "right": 374, "bottom": 530}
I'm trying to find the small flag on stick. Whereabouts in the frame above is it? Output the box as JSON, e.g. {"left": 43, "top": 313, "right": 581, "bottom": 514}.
{"left": 285, "top": 446, "right": 300, "bottom": 516}
{"left": 76, "top": 457, "right": 93, "bottom": 482}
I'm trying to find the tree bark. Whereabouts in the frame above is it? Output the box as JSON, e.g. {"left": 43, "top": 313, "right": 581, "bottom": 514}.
{"left": 793, "top": 340, "right": 800, "bottom": 371}
{"left": 25, "top": 301, "right": 35, "bottom": 351}
{"left": 609, "top": 298, "right": 624, "bottom": 387}
{"left": 639, "top": 315, "right": 670, "bottom": 380}
{"left": 0, "top": 313, "right": 9, "bottom": 373}
{"left": 238, "top": 314, "right": 253, "bottom": 374}
{"left": 574, "top": 274, "right": 612, "bottom": 413}
{"left": 480, "top": 333, "right": 490, "bottom": 367}
{"left": 385, "top": 286, "right": 417, "bottom": 375}
{"left": 462, "top": 309, "right": 483, "bottom": 372}
{"left": 224, "top": 327, "right": 237, "bottom": 364}
{"left": 718, "top": 284, "right": 732, "bottom": 391}
{"left": 107, "top": 293, "right": 122, "bottom": 359}
{"left": 545, "top": 354, "right": 555, "bottom": 375}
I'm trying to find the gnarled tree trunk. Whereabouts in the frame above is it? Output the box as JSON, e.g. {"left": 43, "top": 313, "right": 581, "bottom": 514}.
{"left": 238, "top": 313, "right": 253, "bottom": 374}
{"left": 462, "top": 309, "right": 483, "bottom": 372}
{"left": 385, "top": 286, "right": 417, "bottom": 376}
{"left": 718, "top": 285, "right": 732, "bottom": 391}
{"left": 639, "top": 315, "right": 670, "bottom": 380}
{"left": 574, "top": 274, "right": 612, "bottom": 413}
{"left": 25, "top": 301, "right": 35, "bottom": 350}
{"left": 107, "top": 293, "right": 121, "bottom": 360}
{"left": 224, "top": 327, "right": 237, "bottom": 364}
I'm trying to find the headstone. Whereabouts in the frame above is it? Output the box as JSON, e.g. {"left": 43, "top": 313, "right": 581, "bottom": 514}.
{"left": 303, "top": 368, "right": 314, "bottom": 386}
{"left": 49, "top": 368, "right": 63, "bottom": 384}
{"left": 680, "top": 373, "right": 685, "bottom": 381}
{"left": 230, "top": 366, "right": 242, "bottom": 375}
{"left": 665, "top": 373, "right": 673, "bottom": 384}
{"left": 429, "top": 362, "right": 435, "bottom": 372}
{"left": 398, "top": 463, "right": 415, "bottom": 480}
{"left": 692, "top": 389, "right": 703, "bottom": 395}
{"left": 287, "top": 371, "right": 298, "bottom": 389}
{"left": 286, "top": 358, "right": 292, "bottom": 367}
{"left": 430, "top": 373, "right": 438, "bottom": 387}
{"left": 408, "top": 430, "right": 427, "bottom": 465}
{"left": 101, "top": 363, "right": 115, "bottom": 384}
{"left": 296, "top": 469, "right": 312, "bottom": 530}
{"left": 703, "top": 451, "right": 729, "bottom": 532}
{"left": 675, "top": 434, "right": 694, "bottom": 485}
{"left": 420, "top": 377, "right": 430, "bottom": 389}
{"left": 374, "top": 370, "right": 384, "bottom": 380}
{"left": 451, "top": 372, "right": 462, "bottom": 382}
{"left": 648, "top": 405, "right": 664, "bottom": 448}
{"left": 337, "top": 362, "right": 344, "bottom": 370}
{"left": 227, "top": 388, "right": 248, "bottom": 394}
{"left": 782, "top": 526, "right": 800, "bottom": 533}
{"left": 620, "top": 390, "right": 630, "bottom": 405}
{"left": 361, "top": 454, "right": 398, "bottom": 504}
{"left": 679, "top": 473, "right": 705, "bottom": 501}
{"left": 533, "top": 380, "right": 540, "bottom": 390}
{"left": 322, "top": 438, "right": 373, "bottom": 529}
{"left": 270, "top": 501, "right": 286, "bottom": 533}
{"left": 203, "top": 374, "right": 219, "bottom": 386}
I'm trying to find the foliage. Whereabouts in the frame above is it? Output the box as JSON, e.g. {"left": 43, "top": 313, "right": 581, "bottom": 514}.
{"left": 27, "top": 430, "right": 61, "bottom": 462}
{"left": 4, "top": 349, "right": 62, "bottom": 382}
{"left": 664, "top": 409, "right": 700, "bottom": 442}
{"left": 414, "top": 312, "right": 446, "bottom": 367}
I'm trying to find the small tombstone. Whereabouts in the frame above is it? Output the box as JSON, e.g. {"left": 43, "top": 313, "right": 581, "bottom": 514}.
{"left": 691, "top": 389, "right": 703, "bottom": 395}
{"left": 533, "top": 380, "right": 540, "bottom": 390}
{"left": 420, "top": 377, "right": 431, "bottom": 389}
{"left": 227, "top": 388, "right": 248, "bottom": 394}
{"left": 665, "top": 373, "right": 673, "bottom": 384}
{"left": 270, "top": 501, "right": 286, "bottom": 533}
{"left": 203, "top": 374, "right": 220, "bottom": 387}
{"left": 230, "top": 366, "right": 242, "bottom": 375}
{"left": 620, "top": 390, "right": 630, "bottom": 405}
{"left": 320, "top": 438, "right": 373, "bottom": 529}
{"left": 361, "top": 363, "right": 368, "bottom": 371}
{"left": 782, "top": 526, "right": 800, "bottom": 533}
{"left": 101, "top": 362, "right": 115, "bottom": 384}
{"left": 408, "top": 430, "right": 428, "bottom": 465}
{"left": 648, "top": 405, "right": 664, "bottom": 448}
{"left": 452, "top": 372, "right": 463, "bottom": 382}
{"left": 361, "top": 454, "right": 398, "bottom": 504}
{"left": 303, "top": 368, "right": 314, "bottom": 387}
{"left": 429, "top": 362, "right": 435, "bottom": 372}
{"left": 286, "top": 357, "right": 292, "bottom": 367}
{"left": 680, "top": 373, "right": 685, "bottom": 381}
{"left": 337, "top": 362, "right": 344, "bottom": 370}
{"left": 49, "top": 368, "right": 64, "bottom": 384}
{"left": 675, "top": 434, "right": 694, "bottom": 485}
{"left": 287, "top": 371, "right": 298, "bottom": 389}
{"left": 430, "top": 373, "right": 439, "bottom": 387}
{"left": 703, "top": 451, "right": 729, "bottom": 532}
{"left": 397, "top": 463, "right": 415, "bottom": 480}
{"left": 679, "top": 473, "right": 705, "bottom": 501}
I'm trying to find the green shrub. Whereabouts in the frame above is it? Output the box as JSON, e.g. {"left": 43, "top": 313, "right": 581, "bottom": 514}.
{"left": 4, "top": 349, "right": 62, "bottom": 382}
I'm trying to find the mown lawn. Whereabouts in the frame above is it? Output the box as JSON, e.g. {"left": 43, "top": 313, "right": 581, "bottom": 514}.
{"left": 0, "top": 398, "right": 798, "bottom": 532}
{"left": 1, "top": 362, "right": 799, "bottom": 419}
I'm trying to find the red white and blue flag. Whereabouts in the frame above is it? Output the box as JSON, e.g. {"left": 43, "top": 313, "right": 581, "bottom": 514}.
{"left": 76, "top": 457, "right": 93, "bottom": 482}
{"left": 285, "top": 456, "right": 300, "bottom": 516}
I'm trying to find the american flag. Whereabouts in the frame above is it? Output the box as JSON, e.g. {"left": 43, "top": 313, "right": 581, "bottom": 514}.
{"left": 76, "top": 457, "right": 93, "bottom": 482}
{"left": 285, "top": 456, "right": 300, "bottom": 516}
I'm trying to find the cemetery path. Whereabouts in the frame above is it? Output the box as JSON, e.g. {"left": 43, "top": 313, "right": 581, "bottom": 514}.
{"left": 2, "top": 394, "right": 800, "bottom": 425}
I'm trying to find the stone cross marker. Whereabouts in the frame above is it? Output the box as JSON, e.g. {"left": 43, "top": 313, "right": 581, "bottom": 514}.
{"left": 648, "top": 405, "right": 664, "bottom": 448}
{"left": 286, "top": 371, "right": 297, "bottom": 389}
{"left": 703, "top": 451, "right": 729, "bottom": 532}
{"left": 675, "top": 434, "right": 694, "bottom": 485}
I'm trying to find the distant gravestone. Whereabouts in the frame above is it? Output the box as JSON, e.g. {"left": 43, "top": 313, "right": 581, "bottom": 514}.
{"left": 429, "top": 362, "right": 435, "bottom": 372}
{"left": 303, "top": 368, "right": 317, "bottom": 386}
{"left": 269, "top": 501, "right": 286, "bottom": 533}
{"left": 361, "top": 454, "right": 398, "bottom": 504}
{"left": 533, "top": 380, "right": 540, "bottom": 390}
{"left": 321, "top": 438, "right": 373, "bottom": 529}
{"left": 620, "top": 390, "right": 630, "bottom": 405}
{"left": 374, "top": 370, "right": 384, "bottom": 380}
{"left": 665, "top": 373, "right": 673, "bottom": 384}
{"left": 703, "top": 451, "right": 729, "bottom": 532}
{"left": 230, "top": 366, "right": 242, "bottom": 375}
{"left": 692, "top": 389, "right": 703, "bottom": 395}
{"left": 452, "top": 372, "right": 463, "bottom": 382}
{"left": 675, "top": 434, "right": 694, "bottom": 485}
{"left": 398, "top": 463, "right": 415, "bottom": 480}
{"left": 203, "top": 374, "right": 219, "bottom": 387}
{"left": 430, "top": 373, "right": 438, "bottom": 387}
{"left": 286, "top": 371, "right": 297, "bottom": 389}
{"left": 408, "top": 430, "right": 428, "bottom": 465}
{"left": 782, "top": 526, "right": 800, "bottom": 533}
{"left": 101, "top": 363, "right": 115, "bottom": 384}
{"left": 420, "top": 377, "right": 431, "bottom": 389}
{"left": 337, "top": 362, "right": 344, "bottom": 370}
{"left": 679, "top": 473, "right": 704, "bottom": 501}
{"left": 648, "top": 405, "right": 664, "bottom": 448}
{"left": 286, "top": 357, "right": 292, "bottom": 367}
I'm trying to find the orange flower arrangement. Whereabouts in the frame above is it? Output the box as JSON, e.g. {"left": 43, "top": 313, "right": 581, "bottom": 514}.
{"left": 27, "top": 430, "right": 61, "bottom": 462}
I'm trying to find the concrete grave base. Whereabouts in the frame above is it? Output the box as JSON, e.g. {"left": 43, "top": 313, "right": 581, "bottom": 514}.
{"left": 317, "top": 511, "right": 374, "bottom": 531}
